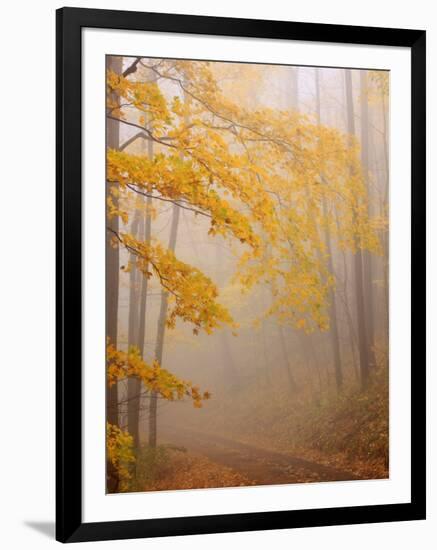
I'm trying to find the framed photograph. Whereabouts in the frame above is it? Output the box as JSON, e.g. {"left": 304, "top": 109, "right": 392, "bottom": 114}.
{"left": 56, "top": 7, "right": 426, "bottom": 543}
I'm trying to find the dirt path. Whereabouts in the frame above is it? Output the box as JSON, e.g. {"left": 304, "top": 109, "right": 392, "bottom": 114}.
{"left": 160, "top": 426, "right": 359, "bottom": 485}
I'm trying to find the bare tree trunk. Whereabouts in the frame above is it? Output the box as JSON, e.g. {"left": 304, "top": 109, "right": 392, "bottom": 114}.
{"left": 334, "top": 211, "right": 359, "bottom": 381}
{"left": 278, "top": 325, "right": 298, "bottom": 392}
{"left": 149, "top": 82, "right": 187, "bottom": 447}
{"left": 212, "top": 240, "right": 241, "bottom": 387}
{"left": 137, "top": 198, "right": 152, "bottom": 359}
{"left": 106, "top": 56, "right": 122, "bottom": 426}
{"left": 220, "top": 329, "right": 240, "bottom": 386}
{"left": 128, "top": 114, "right": 154, "bottom": 449}
{"left": 315, "top": 68, "right": 343, "bottom": 391}
{"left": 289, "top": 67, "right": 299, "bottom": 110}
{"left": 127, "top": 214, "right": 140, "bottom": 448}
{"left": 299, "top": 332, "right": 324, "bottom": 393}
{"left": 106, "top": 55, "right": 122, "bottom": 492}
{"left": 148, "top": 204, "right": 181, "bottom": 448}
{"left": 380, "top": 85, "right": 390, "bottom": 338}
{"left": 322, "top": 204, "right": 343, "bottom": 390}
{"left": 359, "top": 70, "right": 377, "bottom": 370}
{"left": 136, "top": 197, "right": 152, "bottom": 443}
{"left": 345, "top": 69, "right": 370, "bottom": 390}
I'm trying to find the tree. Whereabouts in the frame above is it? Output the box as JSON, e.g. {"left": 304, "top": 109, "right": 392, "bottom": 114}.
{"left": 126, "top": 110, "right": 155, "bottom": 449}
{"left": 315, "top": 67, "right": 343, "bottom": 390}
{"left": 148, "top": 203, "right": 181, "bottom": 447}
{"left": 106, "top": 55, "right": 122, "bottom": 493}
{"left": 359, "top": 70, "right": 377, "bottom": 371}
{"left": 369, "top": 71, "right": 390, "bottom": 337}
{"left": 106, "top": 55, "right": 122, "bottom": 428}
{"left": 126, "top": 211, "right": 141, "bottom": 447}
{"left": 106, "top": 58, "right": 382, "bottom": 461}
{"left": 344, "top": 69, "right": 371, "bottom": 390}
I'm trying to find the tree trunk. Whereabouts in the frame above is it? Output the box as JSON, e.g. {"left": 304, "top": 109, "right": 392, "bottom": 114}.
{"left": 334, "top": 212, "right": 359, "bottom": 381}
{"left": 127, "top": 214, "right": 141, "bottom": 448}
{"left": 278, "top": 325, "right": 298, "bottom": 392}
{"left": 106, "top": 55, "right": 122, "bottom": 425}
{"left": 274, "top": 67, "right": 300, "bottom": 391}
{"left": 344, "top": 69, "right": 370, "bottom": 390}
{"left": 289, "top": 67, "right": 299, "bottom": 110}
{"left": 127, "top": 113, "right": 155, "bottom": 449}
{"left": 359, "top": 70, "right": 377, "bottom": 370}
{"left": 106, "top": 55, "right": 122, "bottom": 492}
{"left": 136, "top": 196, "right": 152, "bottom": 443}
{"left": 148, "top": 204, "right": 181, "bottom": 448}
{"left": 213, "top": 240, "right": 241, "bottom": 387}
{"left": 137, "top": 199, "right": 152, "bottom": 358}
{"left": 380, "top": 85, "right": 390, "bottom": 338}
{"left": 315, "top": 68, "right": 343, "bottom": 391}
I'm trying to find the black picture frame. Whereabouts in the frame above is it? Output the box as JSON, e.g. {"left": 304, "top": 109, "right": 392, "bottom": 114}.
{"left": 56, "top": 6, "right": 426, "bottom": 543}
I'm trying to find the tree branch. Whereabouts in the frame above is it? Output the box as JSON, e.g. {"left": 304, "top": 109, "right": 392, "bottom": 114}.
{"left": 125, "top": 183, "right": 212, "bottom": 219}
{"left": 107, "top": 115, "right": 176, "bottom": 148}
{"left": 122, "top": 57, "right": 141, "bottom": 78}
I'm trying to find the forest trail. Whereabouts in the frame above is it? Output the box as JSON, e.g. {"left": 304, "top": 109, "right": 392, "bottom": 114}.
{"left": 160, "top": 426, "right": 359, "bottom": 485}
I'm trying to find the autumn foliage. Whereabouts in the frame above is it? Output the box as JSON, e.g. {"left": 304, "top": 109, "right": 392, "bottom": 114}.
{"left": 106, "top": 57, "right": 388, "bottom": 489}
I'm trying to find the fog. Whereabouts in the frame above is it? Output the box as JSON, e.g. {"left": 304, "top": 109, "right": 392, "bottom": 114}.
{"left": 107, "top": 56, "right": 389, "bottom": 491}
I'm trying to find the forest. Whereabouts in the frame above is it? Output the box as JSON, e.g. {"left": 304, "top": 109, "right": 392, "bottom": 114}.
{"left": 105, "top": 55, "right": 389, "bottom": 493}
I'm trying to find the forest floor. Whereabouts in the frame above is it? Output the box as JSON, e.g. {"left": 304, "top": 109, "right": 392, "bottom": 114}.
{"left": 156, "top": 426, "right": 360, "bottom": 488}
{"left": 174, "top": 361, "right": 390, "bottom": 484}
{"left": 230, "top": 363, "right": 389, "bottom": 481}
{"left": 141, "top": 445, "right": 253, "bottom": 491}
{"left": 137, "top": 364, "right": 388, "bottom": 491}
